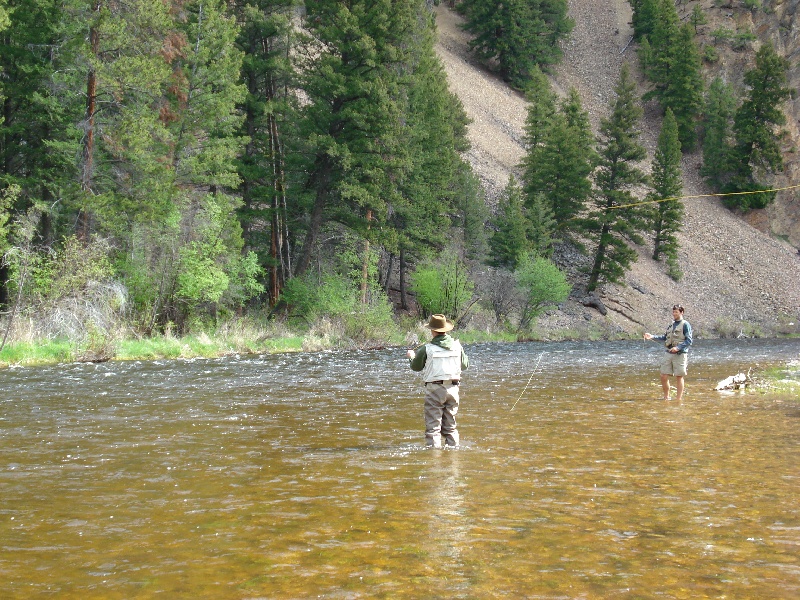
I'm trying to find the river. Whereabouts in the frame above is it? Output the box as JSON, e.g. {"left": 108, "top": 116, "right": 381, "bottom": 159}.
{"left": 1, "top": 338, "right": 799, "bottom": 598}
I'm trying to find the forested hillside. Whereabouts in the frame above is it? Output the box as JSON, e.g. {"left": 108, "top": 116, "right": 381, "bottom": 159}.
{"left": 434, "top": 0, "right": 800, "bottom": 337}
{"left": 1, "top": 0, "right": 798, "bottom": 353}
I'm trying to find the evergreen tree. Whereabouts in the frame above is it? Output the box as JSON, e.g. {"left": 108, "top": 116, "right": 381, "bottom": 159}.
{"left": 455, "top": 164, "right": 490, "bottom": 262}
{"left": 690, "top": 5, "right": 707, "bottom": 34}
{"left": 0, "top": 0, "right": 81, "bottom": 229}
{"left": 660, "top": 24, "right": 704, "bottom": 150}
{"left": 649, "top": 109, "right": 683, "bottom": 280}
{"left": 520, "top": 66, "right": 557, "bottom": 202}
{"left": 457, "top": 0, "right": 573, "bottom": 88}
{"left": 725, "top": 43, "right": 790, "bottom": 210}
{"left": 293, "top": 0, "right": 415, "bottom": 276}
{"left": 488, "top": 175, "right": 529, "bottom": 270}
{"left": 701, "top": 77, "right": 736, "bottom": 189}
{"left": 233, "top": 0, "right": 299, "bottom": 305}
{"left": 381, "top": 4, "right": 471, "bottom": 302}
{"left": 527, "top": 191, "right": 556, "bottom": 257}
{"left": 581, "top": 64, "right": 649, "bottom": 292}
{"left": 630, "top": 0, "right": 659, "bottom": 40}
{"left": 542, "top": 89, "right": 596, "bottom": 229}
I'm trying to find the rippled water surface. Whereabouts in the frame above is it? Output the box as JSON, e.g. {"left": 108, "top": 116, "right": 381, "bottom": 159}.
{"left": 1, "top": 339, "right": 799, "bottom": 599}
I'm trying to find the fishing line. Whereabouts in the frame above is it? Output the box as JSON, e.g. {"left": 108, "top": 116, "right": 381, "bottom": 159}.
{"left": 603, "top": 183, "right": 800, "bottom": 211}
{"left": 511, "top": 351, "right": 546, "bottom": 411}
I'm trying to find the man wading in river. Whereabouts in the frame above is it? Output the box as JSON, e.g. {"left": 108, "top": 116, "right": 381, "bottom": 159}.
{"left": 407, "top": 314, "right": 469, "bottom": 448}
{"left": 644, "top": 304, "right": 693, "bottom": 401}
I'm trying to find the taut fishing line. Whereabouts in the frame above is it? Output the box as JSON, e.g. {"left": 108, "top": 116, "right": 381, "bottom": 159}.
{"left": 511, "top": 351, "right": 546, "bottom": 411}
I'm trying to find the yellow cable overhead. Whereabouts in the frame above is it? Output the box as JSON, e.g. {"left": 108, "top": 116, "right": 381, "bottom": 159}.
{"left": 604, "top": 183, "right": 800, "bottom": 211}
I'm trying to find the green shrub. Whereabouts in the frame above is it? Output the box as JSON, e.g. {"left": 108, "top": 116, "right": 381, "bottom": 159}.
{"left": 410, "top": 249, "right": 474, "bottom": 320}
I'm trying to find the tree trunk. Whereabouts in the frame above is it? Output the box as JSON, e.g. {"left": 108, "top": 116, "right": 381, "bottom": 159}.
{"left": 295, "top": 159, "right": 331, "bottom": 277}
{"left": 80, "top": 0, "right": 102, "bottom": 242}
{"left": 360, "top": 208, "right": 372, "bottom": 303}
{"left": 587, "top": 223, "right": 609, "bottom": 292}
{"left": 399, "top": 248, "right": 408, "bottom": 310}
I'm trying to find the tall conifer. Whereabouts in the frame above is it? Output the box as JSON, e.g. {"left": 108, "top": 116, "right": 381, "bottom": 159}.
{"left": 649, "top": 109, "right": 683, "bottom": 280}
{"left": 725, "top": 43, "right": 790, "bottom": 210}
{"left": 489, "top": 176, "right": 529, "bottom": 270}
{"left": 582, "top": 65, "right": 648, "bottom": 292}
{"left": 701, "top": 77, "right": 736, "bottom": 189}
{"left": 457, "top": 0, "right": 573, "bottom": 88}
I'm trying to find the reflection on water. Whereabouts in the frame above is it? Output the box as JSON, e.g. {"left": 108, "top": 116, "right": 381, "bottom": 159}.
{"left": 1, "top": 339, "right": 799, "bottom": 598}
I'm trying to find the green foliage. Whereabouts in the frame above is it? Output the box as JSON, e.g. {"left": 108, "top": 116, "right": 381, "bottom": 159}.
{"left": 725, "top": 44, "right": 790, "bottom": 210}
{"left": 29, "top": 235, "right": 114, "bottom": 306}
{"left": 457, "top": 0, "right": 574, "bottom": 88}
{"left": 527, "top": 192, "right": 557, "bottom": 258}
{"left": 701, "top": 78, "right": 737, "bottom": 189}
{"left": 281, "top": 272, "right": 357, "bottom": 323}
{"left": 514, "top": 252, "right": 571, "bottom": 331}
{"left": 630, "top": 0, "right": 660, "bottom": 40}
{"left": 689, "top": 5, "right": 707, "bottom": 34}
{"left": 649, "top": 109, "right": 684, "bottom": 280}
{"left": 702, "top": 44, "right": 720, "bottom": 63}
{"left": 0, "top": 1, "right": 9, "bottom": 32}
{"left": 410, "top": 248, "right": 474, "bottom": 320}
{"left": 581, "top": 64, "right": 649, "bottom": 292}
{"left": 489, "top": 176, "right": 529, "bottom": 270}
{"left": 455, "top": 165, "right": 491, "bottom": 261}
{"left": 0, "top": 184, "right": 18, "bottom": 253}
{"left": 524, "top": 87, "right": 596, "bottom": 231}
{"left": 639, "top": 0, "right": 703, "bottom": 150}
{"left": 743, "top": 0, "right": 761, "bottom": 13}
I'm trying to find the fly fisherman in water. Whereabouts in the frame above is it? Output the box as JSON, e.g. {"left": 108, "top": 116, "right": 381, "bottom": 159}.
{"left": 644, "top": 304, "right": 693, "bottom": 401}
{"left": 407, "top": 314, "right": 469, "bottom": 448}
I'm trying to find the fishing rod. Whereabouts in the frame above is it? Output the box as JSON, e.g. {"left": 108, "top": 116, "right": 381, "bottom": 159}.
{"left": 511, "top": 351, "right": 546, "bottom": 410}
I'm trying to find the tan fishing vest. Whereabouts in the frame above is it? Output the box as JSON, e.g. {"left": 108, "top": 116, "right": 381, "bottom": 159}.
{"left": 421, "top": 341, "right": 463, "bottom": 383}
{"left": 665, "top": 319, "right": 687, "bottom": 349}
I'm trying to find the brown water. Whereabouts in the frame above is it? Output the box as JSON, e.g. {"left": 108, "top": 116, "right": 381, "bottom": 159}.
{"left": 1, "top": 339, "right": 799, "bottom": 599}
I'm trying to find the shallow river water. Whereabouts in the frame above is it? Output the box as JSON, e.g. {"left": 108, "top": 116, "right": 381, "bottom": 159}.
{"left": 1, "top": 338, "right": 799, "bottom": 599}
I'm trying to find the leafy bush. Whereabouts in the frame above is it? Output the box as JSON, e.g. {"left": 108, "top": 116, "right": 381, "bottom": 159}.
{"left": 410, "top": 249, "right": 474, "bottom": 321}
{"left": 280, "top": 272, "right": 357, "bottom": 324}
{"left": 514, "top": 252, "right": 571, "bottom": 331}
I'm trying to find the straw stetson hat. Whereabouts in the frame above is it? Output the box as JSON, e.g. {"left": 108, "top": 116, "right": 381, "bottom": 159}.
{"left": 425, "top": 314, "right": 453, "bottom": 333}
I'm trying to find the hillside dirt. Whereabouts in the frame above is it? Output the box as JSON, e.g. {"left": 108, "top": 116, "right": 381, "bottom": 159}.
{"left": 433, "top": 1, "right": 800, "bottom": 338}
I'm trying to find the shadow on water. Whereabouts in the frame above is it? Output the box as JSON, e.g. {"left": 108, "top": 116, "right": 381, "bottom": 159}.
{"left": 1, "top": 339, "right": 799, "bottom": 598}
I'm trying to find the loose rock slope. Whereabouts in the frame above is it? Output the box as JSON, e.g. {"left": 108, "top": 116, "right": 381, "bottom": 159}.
{"left": 434, "top": 1, "right": 800, "bottom": 337}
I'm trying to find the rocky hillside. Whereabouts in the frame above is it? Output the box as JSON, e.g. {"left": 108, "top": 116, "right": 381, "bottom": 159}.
{"left": 433, "top": 1, "right": 800, "bottom": 337}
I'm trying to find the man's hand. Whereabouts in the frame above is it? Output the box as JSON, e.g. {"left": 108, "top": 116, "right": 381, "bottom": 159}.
{"left": 406, "top": 349, "right": 415, "bottom": 359}
{"left": 643, "top": 333, "right": 653, "bottom": 340}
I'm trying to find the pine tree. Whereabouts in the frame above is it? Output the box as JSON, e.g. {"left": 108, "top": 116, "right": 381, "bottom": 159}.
{"left": 725, "top": 43, "right": 791, "bottom": 210}
{"left": 233, "top": 0, "right": 299, "bottom": 305}
{"left": 701, "top": 77, "right": 736, "bottom": 189}
{"left": 488, "top": 176, "right": 529, "bottom": 270}
{"left": 545, "top": 89, "right": 596, "bottom": 229}
{"left": 690, "top": 5, "right": 707, "bottom": 34}
{"left": 527, "top": 191, "right": 556, "bottom": 258}
{"left": 660, "top": 23, "right": 704, "bottom": 150}
{"left": 381, "top": 4, "right": 471, "bottom": 302}
{"left": 520, "top": 66, "right": 557, "bottom": 202}
{"left": 457, "top": 0, "right": 573, "bottom": 88}
{"left": 649, "top": 109, "right": 683, "bottom": 280}
{"left": 293, "top": 0, "right": 415, "bottom": 276}
{"left": 630, "top": 0, "right": 659, "bottom": 40}
{"left": 0, "top": 0, "right": 81, "bottom": 231}
{"left": 582, "top": 64, "right": 649, "bottom": 292}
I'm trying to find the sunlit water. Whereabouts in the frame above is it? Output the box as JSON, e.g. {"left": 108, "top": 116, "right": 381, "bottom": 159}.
{"left": 1, "top": 339, "right": 798, "bottom": 599}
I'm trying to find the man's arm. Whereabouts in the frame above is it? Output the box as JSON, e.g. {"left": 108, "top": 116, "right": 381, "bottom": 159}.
{"left": 409, "top": 345, "right": 427, "bottom": 371}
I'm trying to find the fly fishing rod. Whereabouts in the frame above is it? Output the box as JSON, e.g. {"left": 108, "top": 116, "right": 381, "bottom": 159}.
{"left": 511, "top": 351, "right": 546, "bottom": 410}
